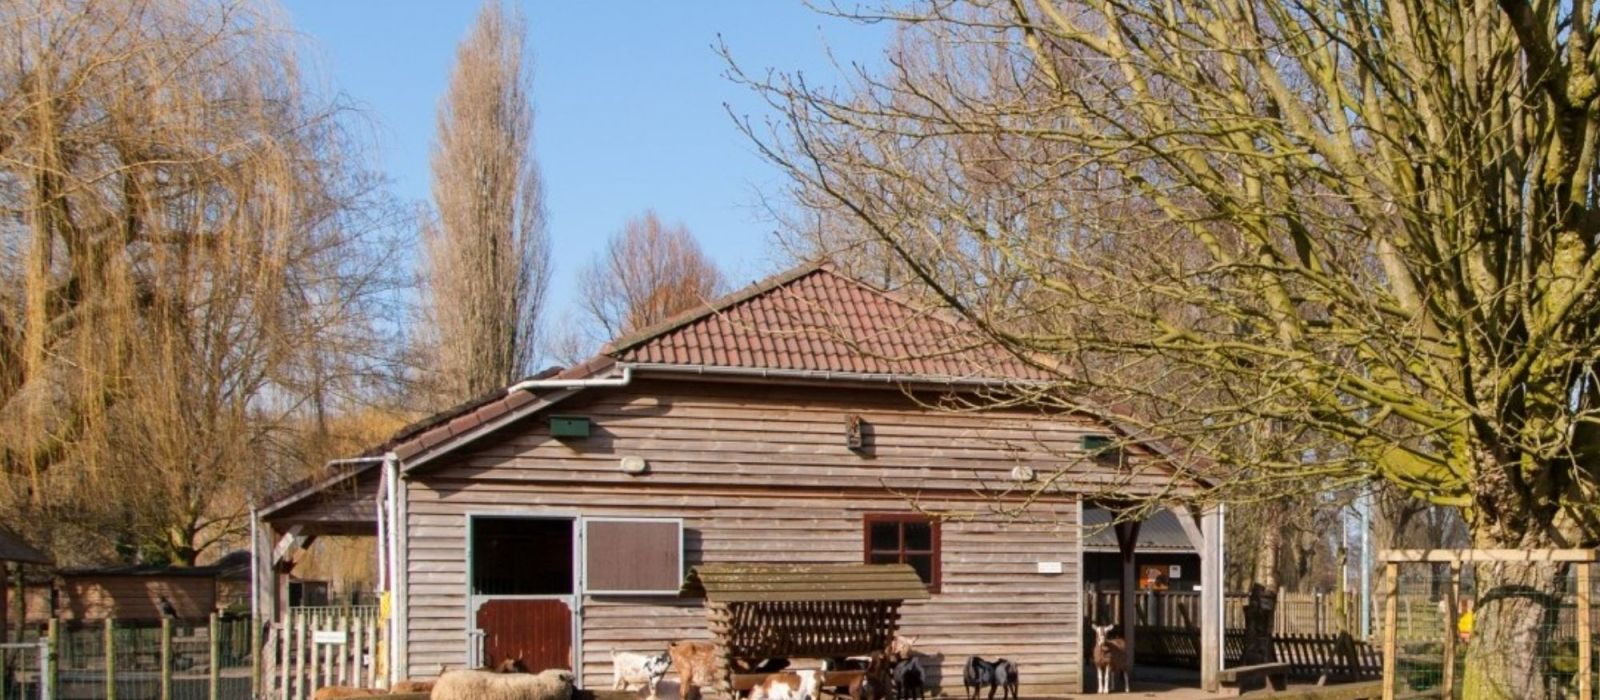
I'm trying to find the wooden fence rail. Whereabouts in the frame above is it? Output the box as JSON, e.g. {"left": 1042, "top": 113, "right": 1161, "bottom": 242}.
{"left": 263, "top": 605, "right": 381, "bottom": 700}
{"left": 1134, "top": 626, "right": 1383, "bottom": 682}
{"left": 1086, "top": 588, "right": 1366, "bottom": 636}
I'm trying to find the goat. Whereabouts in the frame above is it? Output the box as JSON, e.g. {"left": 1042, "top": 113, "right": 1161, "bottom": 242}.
{"left": 848, "top": 652, "right": 894, "bottom": 700}
{"left": 891, "top": 657, "right": 924, "bottom": 700}
{"left": 611, "top": 650, "right": 671, "bottom": 699}
{"left": 1091, "top": 623, "right": 1130, "bottom": 694}
{"left": 994, "top": 659, "right": 1018, "bottom": 700}
{"left": 962, "top": 656, "right": 1004, "bottom": 700}
{"left": 748, "top": 669, "right": 825, "bottom": 700}
{"left": 668, "top": 640, "right": 719, "bottom": 700}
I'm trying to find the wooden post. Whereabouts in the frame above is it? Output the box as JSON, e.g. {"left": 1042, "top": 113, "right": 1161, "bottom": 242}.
{"left": 1441, "top": 561, "right": 1460, "bottom": 698}
{"left": 252, "top": 617, "right": 262, "bottom": 699}
{"left": 1381, "top": 563, "right": 1399, "bottom": 700}
{"left": 1199, "top": 506, "right": 1223, "bottom": 693}
{"left": 160, "top": 616, "right": 172, "bottom": 700}
{"left": 105, "top": 618, "right": 116, "bottom": 700}
{"left": 1114, "top": 517, "right": 1142, "bottom": 684}
{"left": 210, "top": 613, "right": 221, "bottom": 700}
{"left": 1580, "top": 562, "right": 1593, "bottom": 700}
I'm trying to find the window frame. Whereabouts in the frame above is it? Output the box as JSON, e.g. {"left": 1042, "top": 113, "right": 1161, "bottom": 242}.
{"left": 862, "top": 513, "right": 941, "bottom": 593}
{"left": 581, "top": 517, "right": 685, "bottom": 596}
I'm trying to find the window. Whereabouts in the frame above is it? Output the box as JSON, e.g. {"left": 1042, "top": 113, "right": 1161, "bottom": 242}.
{"left": 583, "top": 518, "right": 684, "bottom": 595}
{"left": 471, "top": 517, "right": 574, "bottom": 596}
{"left": 863, "top": 514, "right": 940, "bottom": 592}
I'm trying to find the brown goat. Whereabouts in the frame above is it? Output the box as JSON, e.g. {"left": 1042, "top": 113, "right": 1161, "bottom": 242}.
{"left": 1090, "top": 624, "right": 1130, "bottom": 693}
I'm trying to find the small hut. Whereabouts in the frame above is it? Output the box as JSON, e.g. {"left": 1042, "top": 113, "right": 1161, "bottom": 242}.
{"left": 0, "top": 529, "right": 49, "bottom": 635}
{"left": 679, "top": 563, "right": 930, "bottom": 693}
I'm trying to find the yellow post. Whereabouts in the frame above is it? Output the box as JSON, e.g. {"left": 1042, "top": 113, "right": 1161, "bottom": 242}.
{"left": 46, "top": 618, "right": 58, "bottom": 700}
{"left": 1382, "top": 562, "right": 1398, "bottom": 700}
{"left": 210, "top": 613, "right": 222, "bottom": 700}
{"left": 160, "top": 616, "right": 172, "bottom": 700}
{"left": 1580, "top": 561, "right": 1592, "bottom": 700}
{"left": 105, "top": 618, "right": 117, "bottom": 700}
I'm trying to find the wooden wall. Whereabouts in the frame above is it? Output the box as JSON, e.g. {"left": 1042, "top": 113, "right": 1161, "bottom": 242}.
{"left": 58, "top": 575, "right": 216, "bottom": 621}
{"left": 402, "top": 377, "right": 1176, "bottom": 695}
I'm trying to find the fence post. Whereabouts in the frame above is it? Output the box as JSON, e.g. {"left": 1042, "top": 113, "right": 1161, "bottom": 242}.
{"left": 104, "top": 618, "right": 116, "bottom": 700}
{"left": 1442, "top": 561, "right": 1460, "bottom": 699}
{"left": 252, "top": 616, "right": 262, "bottom": 700}
{"left": 210, "top": 613, "right": 221, "bottom": 700}
{"left": 160, "top": 616, "right": 172, "bottom": 700}
{"left": 1381, "top": 562, "right": 1399, "bottom": 700}
{"left": 46, "top": 618, "right": 58, "bottom": 700}
{"left": 1579, "top": 561, "right": 1592, "bottom": 700}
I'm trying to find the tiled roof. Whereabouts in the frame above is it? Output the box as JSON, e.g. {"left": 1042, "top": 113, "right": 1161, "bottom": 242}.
{"left": 608, "top": 264, "right": 1051, "bottom": 382}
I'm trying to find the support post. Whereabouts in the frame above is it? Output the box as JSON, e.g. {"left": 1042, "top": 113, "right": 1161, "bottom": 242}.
{"left": 105, "top": 618, "right": 116, "bottom": 700}
{"left": 1381, "top": 562, "right": 1398, "bottom": 700}
{"left": 1114, "top": 517, "right": 1142, "bottom": 684}
{"left": 1580, "top": 561, "right": 1592, "bottom": 700}
{"left": 210, "top": 613, "right": 221, "bottom": 700}
{"left": 1200, "top": 505, "right": 1223, "bottom": 692}
{"left": 1441, "top": 561, "right": 1459, "bottom": 698}
{"left": 160, "top": 616, "right": 172, "bottom": 700}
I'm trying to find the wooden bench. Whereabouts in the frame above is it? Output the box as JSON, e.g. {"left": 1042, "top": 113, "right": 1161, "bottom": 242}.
{"left": 1219, "top": 662, "right": 1291, "bottom": 695}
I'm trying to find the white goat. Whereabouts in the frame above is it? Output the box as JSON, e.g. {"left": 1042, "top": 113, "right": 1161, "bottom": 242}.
{"left": 611, "top": 650, "right": 671, "bottom": 698}
{"left": 749, "top": 669, "right": 826, "bottom": 700}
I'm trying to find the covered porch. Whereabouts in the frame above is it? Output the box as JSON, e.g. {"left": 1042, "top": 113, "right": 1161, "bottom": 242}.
{"left": 1082, "top": 500, "right": 1227, "bottom": 694}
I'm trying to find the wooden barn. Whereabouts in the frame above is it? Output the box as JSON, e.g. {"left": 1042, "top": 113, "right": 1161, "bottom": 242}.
{"left": 255, "top": 264, "right": 1225, "bottom": 696}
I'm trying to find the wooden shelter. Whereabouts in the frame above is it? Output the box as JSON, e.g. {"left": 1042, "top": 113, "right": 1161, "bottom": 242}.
{"left": 257, "top": 263, "right": 1226, "bottom": 695}
{"left": 679, "top": 563, "right": 929, "bottom": 692}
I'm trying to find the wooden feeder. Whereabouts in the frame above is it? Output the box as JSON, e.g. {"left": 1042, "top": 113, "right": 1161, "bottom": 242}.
{"left": 678, "top": 563, "right": 930, "bottom": 693}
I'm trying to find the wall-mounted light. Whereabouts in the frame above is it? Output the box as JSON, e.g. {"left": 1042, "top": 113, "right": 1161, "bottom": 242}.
{"left": 1011, "top": 466, "right": 1037, "bottom": 482}
{"left": 619, "top": 455, "right": 649, "bottom": 476}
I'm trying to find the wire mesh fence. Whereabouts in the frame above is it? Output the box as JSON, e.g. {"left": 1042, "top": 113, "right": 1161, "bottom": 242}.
{"left": 1382, "top": 552, "right": 1600, "bottom": 700}
{"left": 3, "top": 615, "right": 255, "bottom": 700}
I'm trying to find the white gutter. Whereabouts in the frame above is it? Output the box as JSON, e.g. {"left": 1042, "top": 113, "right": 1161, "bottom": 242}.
{"left": 505, "top": 364, "right": 633, "bottom": 393}
{"left": 383, "top": 452, "right": 401, "bottom": 685}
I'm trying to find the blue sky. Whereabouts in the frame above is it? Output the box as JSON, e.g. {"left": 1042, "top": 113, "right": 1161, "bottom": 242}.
{"left": 280, "top": 1, "right": 890, "bottom": 332}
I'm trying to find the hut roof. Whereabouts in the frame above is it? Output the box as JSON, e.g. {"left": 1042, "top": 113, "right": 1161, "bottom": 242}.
{"left": 679, "top": 563, "right": 930, "bottom": 603}
{"left": 0, "top": 529, "right": 49, "bottom": 565}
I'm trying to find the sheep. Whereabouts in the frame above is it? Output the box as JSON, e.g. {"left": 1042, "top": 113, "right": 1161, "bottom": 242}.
{"left": 891, "top": 657, "right": 924, "bottom": 700}
{"left": 392, "top": 678, "right": 436, "bottom": 693}
{"left": 1091, "top": 623, "right": 1130, "bottom": 694}
{"left": 311, "top": 688, "right": 385, "bottom": 700}
{"left": 668, "top": 640, "right": 718, "bottom": 700}
{"left": 611, "top": 649, "right": 671, "bottom": 699}
{"left": 748, "top": 669, "right": 826, "bottom": 700}
{"left": 430, "top": 667, "right": 575, "bottom": 700}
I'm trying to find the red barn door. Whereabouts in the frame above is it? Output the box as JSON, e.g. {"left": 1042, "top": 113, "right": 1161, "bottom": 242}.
{"left": 475, "top": 599, "right": 572, "bottom": 672}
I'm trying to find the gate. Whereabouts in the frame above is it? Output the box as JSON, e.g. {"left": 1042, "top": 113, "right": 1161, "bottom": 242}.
{"left": 0, "top": 641, "right": 50, "bottom": 700}
{"left": 265, "top": 606, "right": 380, "bottom": 700}
{"left": 474, "top": 599, "right": 571, "bottom": 672}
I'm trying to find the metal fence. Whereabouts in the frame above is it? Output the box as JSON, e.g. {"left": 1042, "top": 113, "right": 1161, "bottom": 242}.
{"left": 3, "top": 615, "right": 254, "bottom": 700}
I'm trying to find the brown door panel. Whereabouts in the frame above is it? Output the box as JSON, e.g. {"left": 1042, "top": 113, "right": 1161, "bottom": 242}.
{"left": 475, "top": 598, "right": 572, "bottom": 672}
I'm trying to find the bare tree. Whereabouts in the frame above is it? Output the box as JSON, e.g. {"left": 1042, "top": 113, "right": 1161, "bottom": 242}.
{"left": 0, "top": 0, "right": 406, "bottom": 566}
{"left": 576, "top": 211, "right": 723, "bottom": 344}
{"left": 742, "top": 2, "right": 1600, "bottom": 695}
{"left": 421, "top": 0, "right": 549, "bottom": 400}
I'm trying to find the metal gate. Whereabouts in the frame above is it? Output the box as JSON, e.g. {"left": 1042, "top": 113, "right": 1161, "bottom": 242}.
{"left": 0, "top": 641, "right": 51, "bottom": 700}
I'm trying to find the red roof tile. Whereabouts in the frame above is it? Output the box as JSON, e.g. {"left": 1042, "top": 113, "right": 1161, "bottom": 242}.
{"left": 608, "top": 264, "right": 1051, "bottom": 382}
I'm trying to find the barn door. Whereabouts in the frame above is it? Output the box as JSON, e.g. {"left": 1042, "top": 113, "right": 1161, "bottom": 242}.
{"left": 468, "top": 515, "right": 576, "bottom": 672}
{"left": 476, "top": 599, "right": 573, "bottom": 672}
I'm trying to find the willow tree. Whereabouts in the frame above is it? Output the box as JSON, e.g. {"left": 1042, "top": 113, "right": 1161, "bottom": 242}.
{"left": 745, "top": 1, "right": 1600, "bottom": 696}
{"left": 422, "top": 1, "right": 550, "bottom": 400}
{"left": 0, "top": 0, "right": 402, "bottom": 566}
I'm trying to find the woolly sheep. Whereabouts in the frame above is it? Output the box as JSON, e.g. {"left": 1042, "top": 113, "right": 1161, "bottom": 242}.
{"left": 430, "top": 667, "right": 575, "bottom": 700}
{"left": 311, "top": 688, "right": 385, "bottom": 699}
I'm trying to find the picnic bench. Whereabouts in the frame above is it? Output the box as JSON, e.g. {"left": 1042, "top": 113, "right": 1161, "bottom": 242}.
{"left": 1219, "top": 661, "right": 1291, "bottom": 695}
{"left": 678, "top": 563, "right": 930, "bottom": 696}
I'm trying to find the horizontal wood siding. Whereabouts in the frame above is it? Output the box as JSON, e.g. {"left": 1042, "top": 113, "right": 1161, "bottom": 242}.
{"left": 403, "top": 378, "right": 1150, "bottom": 695}
{"left": 59, "top": 575, "right": 216, "bottom": 621}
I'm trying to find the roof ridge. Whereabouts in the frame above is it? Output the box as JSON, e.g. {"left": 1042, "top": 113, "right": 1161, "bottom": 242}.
{"left": 605, "top": 260, "right": 831, "bottom": 357}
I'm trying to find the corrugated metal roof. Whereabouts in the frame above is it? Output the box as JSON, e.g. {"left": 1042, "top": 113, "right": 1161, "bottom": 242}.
{"left": 0, "top": 529, "right": 49, "bottom": 565}
{"left": 680, "top": 563, "right": 931, "bottom": 603}
{"left": 1082, "top": 507, "right": 1197, "bottom": 553}
{"left": 611, "top": 264, "right": 1051, "bottom": 382}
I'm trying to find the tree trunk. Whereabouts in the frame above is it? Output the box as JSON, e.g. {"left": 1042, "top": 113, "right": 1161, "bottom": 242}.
{"left": 1243, "top": 513, "right": 1281, "bottom": 673}
{"left": 1459, "top": 530, "right": 1570, "bottom": 699}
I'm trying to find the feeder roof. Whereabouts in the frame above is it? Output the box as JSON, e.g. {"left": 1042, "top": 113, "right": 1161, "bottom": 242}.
{"left": 679, "top": 563, "right": 931, "bottom": 603}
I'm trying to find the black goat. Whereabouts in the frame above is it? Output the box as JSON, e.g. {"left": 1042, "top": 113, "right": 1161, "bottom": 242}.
{"left": 964, "top": 656, "right": 1017, "bottom": 700}
{"left": 892, "top": 657, "right": 924, "bottom": 700}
